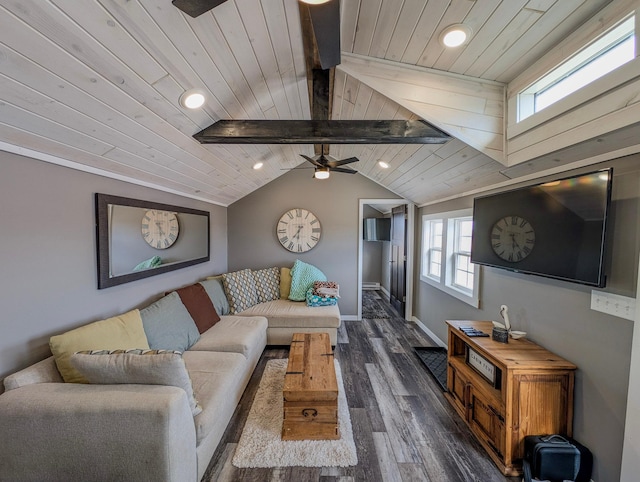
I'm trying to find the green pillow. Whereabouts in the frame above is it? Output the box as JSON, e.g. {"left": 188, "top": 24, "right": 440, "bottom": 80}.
{"left": 288, "top": 260, "right": 327, "bottom": 301}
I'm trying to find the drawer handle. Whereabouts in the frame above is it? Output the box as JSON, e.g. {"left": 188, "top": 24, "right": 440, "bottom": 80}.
{"left": 302, "top": 408, "right": 318, "bottom": 418}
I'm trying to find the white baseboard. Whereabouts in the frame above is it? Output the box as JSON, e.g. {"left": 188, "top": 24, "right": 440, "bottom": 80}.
{"left": 362, "top": 282, "right": 380, "bottom": 290}
{"left": 412, "top": 316, "right": 447, "bottom": 348}
{"left": 341, "top": 315, "right": 359, "bottom": 321}
{"left": 380, "top": 286, "right": 390, "bottom": 297}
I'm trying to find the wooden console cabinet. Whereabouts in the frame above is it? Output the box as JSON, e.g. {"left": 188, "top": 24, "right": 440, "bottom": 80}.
{"left": 445, "top": 320, "right": 576, "bottom": 476}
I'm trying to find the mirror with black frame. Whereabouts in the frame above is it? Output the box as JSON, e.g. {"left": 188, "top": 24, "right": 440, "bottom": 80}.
{"left": 96, "top": 193, "right": 210, "bottom": 289}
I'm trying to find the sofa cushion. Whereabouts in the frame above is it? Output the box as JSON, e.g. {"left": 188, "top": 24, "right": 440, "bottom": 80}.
{"left": 70, "top": 349, "right": 201, "bottom": 416}
{"left": 200, "top": 276, "right": 230, "bottom": 315}
{"left": 49, "top": 309, "right": 150, "bottom": 383}
{"left": 182, "top": 351, "right": 249, "bottom": 444}
{"left": 174, "top": 283, "right": 220, "bottom": 333}
{"left": 288, "top": 260, "right": 327, "bottom": 301}
{"left": 280, "top": 267, "right": 292, "bottom": 299}
{"left": 238, "top": 299, "right": 341, "bottom": 328}
{"left": 189, "top": 315, "right": 267, "bottom": 363}
{"left": 222, "top": 269, "right": 259, "bottom": 314}
{"left": 140, "top": 292, "right": 200, "bottom": 352}
{"left": 252, "top": 267, "right": 280, "bottom": 303}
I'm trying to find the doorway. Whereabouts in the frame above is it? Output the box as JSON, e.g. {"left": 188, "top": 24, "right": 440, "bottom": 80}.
{"left": 357, "top": 199, "right": 414, "bottom": 321}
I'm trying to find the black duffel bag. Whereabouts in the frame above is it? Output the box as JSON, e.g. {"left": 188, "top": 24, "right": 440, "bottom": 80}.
{"left": 523, "top": 434, "right": 592, "bottom": 482}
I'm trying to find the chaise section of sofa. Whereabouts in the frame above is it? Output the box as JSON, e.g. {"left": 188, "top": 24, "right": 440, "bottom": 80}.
{"left": 237, "top": 299, "right": 340, "bottom": 345}
{"left": 209, "top": 262, "right": 342, "bottom": 346}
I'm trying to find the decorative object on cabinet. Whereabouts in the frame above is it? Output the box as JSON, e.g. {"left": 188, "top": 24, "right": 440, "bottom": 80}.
{"left": 445, "top": 320, "right": 576, "bottom": 476}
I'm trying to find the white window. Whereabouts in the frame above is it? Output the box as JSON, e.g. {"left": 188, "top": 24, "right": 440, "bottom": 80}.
{"left": 518, "top": 15, "right": 635, "bottom": 121}
{"left": 422, "top": 219, "right": 443, "bottom": 281}
{"left": 452, "top": 218, "right": 474, "bottom": 291}
{"left": 421, "top": 210, "right": 480, "bottom": 307}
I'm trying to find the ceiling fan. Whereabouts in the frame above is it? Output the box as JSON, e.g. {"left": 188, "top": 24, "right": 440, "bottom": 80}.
{"left": 299, "top": 146, "right": 359, "bottom": 179}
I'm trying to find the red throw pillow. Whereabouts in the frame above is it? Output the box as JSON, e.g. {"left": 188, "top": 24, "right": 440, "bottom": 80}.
{"left": 174, "top": 283, "right": 220, "bottom": 334}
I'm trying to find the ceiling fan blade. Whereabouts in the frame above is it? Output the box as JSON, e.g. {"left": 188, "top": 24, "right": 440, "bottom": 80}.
{"left": 308, "top": 0, "right": 341, "bottom": 69}
{"left": 172, "top": 0, "right": 228, "bottom": 18}
{"left": 327, "top": 156, "right": 359, "bottom": 168}
{"left": 331, "top": 167, "right": 357, "bottom": 174}
{"left": 300, "top": 154, "right": 323, "bottom": 168}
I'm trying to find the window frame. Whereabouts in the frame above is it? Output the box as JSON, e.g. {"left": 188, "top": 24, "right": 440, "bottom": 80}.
{"left": 517, "top": 14, "right": 636, "bottom": 122}
{"left": 421, "top": 209, "right": 480, "bottom": 307}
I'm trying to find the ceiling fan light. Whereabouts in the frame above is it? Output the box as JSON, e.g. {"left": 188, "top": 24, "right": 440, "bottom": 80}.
{"left": 253, "top": 162, "right": 264, "bottom": 170}
{"left": 378, "top": 160, "right": 390, "bottom": 169}
{"left": 314, "top": 167, "right": 330, "bottom": 179}
{"left": 179, "top": 89, "right": 206, "bottom": 109}
{"left": 440, "top": 24, "right": 472, "bottom": 48}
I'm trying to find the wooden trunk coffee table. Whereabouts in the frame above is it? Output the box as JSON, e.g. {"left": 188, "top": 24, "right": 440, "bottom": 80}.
{"left": 282, "top": 332, "right": 339, "bottom": 440}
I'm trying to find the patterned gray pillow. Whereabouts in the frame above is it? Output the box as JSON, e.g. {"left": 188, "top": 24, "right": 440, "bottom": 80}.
{"left": 221, "top": 269, "right": 259, "bottom": 314}
{"left": 252, "top": 267, "right": 280, "bottom": 303}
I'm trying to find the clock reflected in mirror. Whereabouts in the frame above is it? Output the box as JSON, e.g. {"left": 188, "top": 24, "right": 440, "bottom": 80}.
{"left": 490, "top": 215, "right": 535, "bottom": 262}
{"left": 277, "top": 208, "right": 321, "bottom": 253}
{"left": 141, "top": 209, "right": 180, "bottom": 250}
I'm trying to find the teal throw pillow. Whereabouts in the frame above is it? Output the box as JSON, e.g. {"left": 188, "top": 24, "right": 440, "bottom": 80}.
{"left": 288, "top": 260, "right": 327, "bottom": 301}
{"left": 140, "top": 291, "right": 200, "bottom": 352}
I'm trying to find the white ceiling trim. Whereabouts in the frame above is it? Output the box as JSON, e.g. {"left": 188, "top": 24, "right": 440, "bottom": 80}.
{"left": 0, "top": 141, "right": 226, "bottom": 207}
{"left": 338, "top": 53, "right": 506, "bottom": 165}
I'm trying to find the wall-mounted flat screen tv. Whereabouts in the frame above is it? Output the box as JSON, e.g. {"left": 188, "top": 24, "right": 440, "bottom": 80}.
{"left": 471, "top": 168, "right": 613, "bottom": 287}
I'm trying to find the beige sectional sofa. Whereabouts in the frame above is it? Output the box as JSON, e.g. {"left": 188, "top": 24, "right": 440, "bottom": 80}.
{"left": 0, "top": 263, "right": 341, "bottom": 482}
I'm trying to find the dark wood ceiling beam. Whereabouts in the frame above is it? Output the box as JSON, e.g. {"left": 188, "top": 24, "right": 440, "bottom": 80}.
{"left": 171, "top": 0, "right": 228, "bottom": 18}
{"left": 193, "top": 120, "right": 451, "bottom": 144}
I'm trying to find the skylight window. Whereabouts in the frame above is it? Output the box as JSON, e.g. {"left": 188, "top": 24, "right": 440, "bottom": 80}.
{"left": 518, "top": 15, "right": 635, "bottom": 121}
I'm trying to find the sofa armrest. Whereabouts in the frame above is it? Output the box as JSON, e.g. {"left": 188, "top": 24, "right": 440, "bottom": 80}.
{"left": 0, "top": 383, "right": 197, "bottom": 482}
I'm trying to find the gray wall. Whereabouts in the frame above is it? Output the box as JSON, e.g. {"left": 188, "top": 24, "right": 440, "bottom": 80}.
{"left": 362, "top": 205, "right": 384, "bottom": 286}
{"left": 414, "top": 155, "right": 640, "bottom": 482}
{"left": 227, "top": 168, "right": 399, "bottom": 315}
{"left": 0, "top": 151, "right": 227, "bottom": 388}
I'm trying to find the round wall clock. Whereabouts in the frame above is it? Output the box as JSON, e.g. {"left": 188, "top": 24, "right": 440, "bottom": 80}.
{"left": 277, "top": 208, "right": 321, "bottom": 253}
{"left": 491, "top": 215, "right": 535, "bottom": 262}
{"left": 141, "top": 210, "right": 180, "bottom": 250}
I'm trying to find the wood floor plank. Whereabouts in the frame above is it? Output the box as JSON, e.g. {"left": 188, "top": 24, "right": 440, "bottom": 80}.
{"left": 365, "top": 363, "right": 423, "bottom": 463}
{"left": 201, "top": 292, "right": 519, "bottom": 481}
{"left": 372, "top": 432, "right": 403, "bottom": 482}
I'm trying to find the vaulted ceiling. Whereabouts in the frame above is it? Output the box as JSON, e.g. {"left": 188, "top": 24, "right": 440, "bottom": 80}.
{"left": 0, "top": 0, "right": 614, "bottom": 206}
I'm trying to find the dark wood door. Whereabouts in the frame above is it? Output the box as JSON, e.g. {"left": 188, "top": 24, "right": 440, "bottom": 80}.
{"left": 390, "top": 205, "right": 406, "bottom": 316}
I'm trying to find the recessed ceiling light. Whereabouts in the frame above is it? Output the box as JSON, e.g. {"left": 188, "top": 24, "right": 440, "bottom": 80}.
{"left": 314, "top": 167, "right": 330, "bottom": 179}
{"left": 179, "top": 89, "right": 206, "bottom": 109}
{"left": 253, "top": 162, "right": 264, "bottom": 170}
{"left": 378, "top": 161, "right": 390, "bottom": 169}
{"left": 440, "top": 24, "right": 472, "bottom": 48}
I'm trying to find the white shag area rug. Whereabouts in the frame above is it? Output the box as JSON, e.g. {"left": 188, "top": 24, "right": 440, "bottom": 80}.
{"left": 232, "top": 358, "right": 358, "bottom": 468}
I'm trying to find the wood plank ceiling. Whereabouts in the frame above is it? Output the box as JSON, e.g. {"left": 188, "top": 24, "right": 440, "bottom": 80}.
{"left": 0, "top": 0, "right": 614, "bottom": 206}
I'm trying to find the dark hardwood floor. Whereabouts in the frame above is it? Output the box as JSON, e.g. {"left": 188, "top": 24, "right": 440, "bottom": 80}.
{"left": 202, "top": 291, "right": 519, "bottom": 482}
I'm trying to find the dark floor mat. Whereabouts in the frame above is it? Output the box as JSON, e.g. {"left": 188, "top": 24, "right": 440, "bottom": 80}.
{"left": 414, "top": 347, "right": 448, "bottom": 391}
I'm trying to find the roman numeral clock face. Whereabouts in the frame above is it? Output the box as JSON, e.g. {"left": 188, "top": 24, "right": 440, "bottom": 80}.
{"left": 491, "top": 215, "right": 535, "bottom": 262}
{"left": 141, "top": 209, "right": 180, "bottom": 250}
{"left": 277, "top": 208, "right": 321, "bottom": 253}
